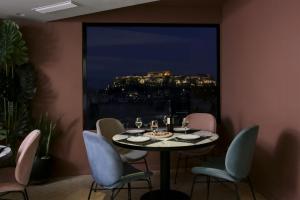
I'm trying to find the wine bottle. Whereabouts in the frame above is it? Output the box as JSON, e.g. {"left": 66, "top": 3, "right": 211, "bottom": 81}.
{"left": 166, "top": 100, "right": 174, "bottom": 132}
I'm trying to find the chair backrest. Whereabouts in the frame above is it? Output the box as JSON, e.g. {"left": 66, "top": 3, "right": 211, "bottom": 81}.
{"left": 225, "top": 125, "right": 259, "bottom": 180}
{"left": 186, "top": 113, "right": 216, "bottom": 132}
{"left": 15, "top": 130, "right": 41, "bottom": 185}
{"left": 96, "top": 118, "right": 125, "bottom": 138}
{"left": 83, "top": 131, "right": 123, "bottom": 187}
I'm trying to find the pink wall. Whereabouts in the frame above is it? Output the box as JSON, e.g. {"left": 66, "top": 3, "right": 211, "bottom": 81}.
{"left": 221, "top": 0, "right": 300, "bottom": 199}
{"left": 22, "top": 22, "right": 87, "bottom": 176}
{"left": 20, "top": 2, "right": 222, "bottom": 176}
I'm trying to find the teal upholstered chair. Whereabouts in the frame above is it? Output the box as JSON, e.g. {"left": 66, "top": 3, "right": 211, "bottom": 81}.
{"left": 83, "top": 131, "right": 152, "bottom": 200}
{"left": 190, "top": 125, "right": 259, "bottom": 200}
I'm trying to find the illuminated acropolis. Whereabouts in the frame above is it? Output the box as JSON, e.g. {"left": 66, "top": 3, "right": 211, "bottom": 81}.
{"left": 110, "top": 70, "right": 216, "bottom": 89}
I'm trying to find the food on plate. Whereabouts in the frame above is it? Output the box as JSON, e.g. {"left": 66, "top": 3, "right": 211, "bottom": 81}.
{"left": 144, "top": 131, "right": 173, "bottom": 138}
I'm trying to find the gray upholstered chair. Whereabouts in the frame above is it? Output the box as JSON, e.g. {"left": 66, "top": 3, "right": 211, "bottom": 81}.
{"left": 83, "top": 131, "right": 152, "bottom": 200}
{"left": 0, "top": 130, "right": 41, "bottom": 200}
{"left": 190, "top": 125, "right": 259, "bottom": 200}
{"left": 174, "top": 113, "right": 217, "bottom": 184}
{"left": 96, "top": 118, "right": 150, "bottom": 171}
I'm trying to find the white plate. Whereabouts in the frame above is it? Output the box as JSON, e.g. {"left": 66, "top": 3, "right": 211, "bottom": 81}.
{"left": 193, "top": 131, "right": 214, "bottom": 137}
{"left": 177, "top": 134, "right": 200, "bottom": 140}
{"left": 112, "top": 134, "right": 128, "bottom": 141}
{"left": 173, "top": 127, "right": 190, "bottom": 132}
{"left": 127, "top": 136, "right": 150, "bottom": 143}
{"left": 126, "top": 129, "right": 145, "bottom": 134}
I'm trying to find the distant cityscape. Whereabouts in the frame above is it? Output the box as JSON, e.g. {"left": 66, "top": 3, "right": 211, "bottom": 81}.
{"left": 86, "top": 70, "right": 218, "bottom": 128}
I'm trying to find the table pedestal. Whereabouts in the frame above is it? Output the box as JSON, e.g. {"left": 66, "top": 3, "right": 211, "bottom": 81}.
{"left": 141, "top": 151, "right": 190, "bottom": 200}
{"left": 141, "top": 190, "right": 190, "bottom": 200}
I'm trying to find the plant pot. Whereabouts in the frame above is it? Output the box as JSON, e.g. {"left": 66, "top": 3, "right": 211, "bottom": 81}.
{"left": 30, "top": 156, "right": 52, "bottom": 184}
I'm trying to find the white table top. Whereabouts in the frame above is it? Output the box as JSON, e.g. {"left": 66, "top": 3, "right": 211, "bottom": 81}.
{"left": 112, "top": 130, "right": 219, "bottom": 151}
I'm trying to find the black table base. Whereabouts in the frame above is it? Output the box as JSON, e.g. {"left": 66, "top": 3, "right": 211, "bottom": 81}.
{"left": 140, "top": 151, "right": 190, "bottom": 200}
{"left": 141, "top": 190, "right": 190, "bottom": 200}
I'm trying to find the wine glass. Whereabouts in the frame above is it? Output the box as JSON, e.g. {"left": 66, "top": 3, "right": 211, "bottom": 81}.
{"left": 151, "top": 120, "right": 159, "bottom": 133}
{"left": 163, "top": 115, "right": 168, "bottom": 130}
{"left": 135, "top": 117, "right": 143, "bottom": 129}
{"left": 182, "top": 118, "right": 189, "bottom": 134}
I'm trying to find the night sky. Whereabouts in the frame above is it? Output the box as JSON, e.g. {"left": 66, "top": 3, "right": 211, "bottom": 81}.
{"left": 86, "top": 26, "right": 218, "bottom": 90}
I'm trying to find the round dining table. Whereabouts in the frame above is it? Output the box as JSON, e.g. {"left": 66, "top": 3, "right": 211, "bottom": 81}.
{"left": 112, "top": 129, "right": 219, "bottom": 200}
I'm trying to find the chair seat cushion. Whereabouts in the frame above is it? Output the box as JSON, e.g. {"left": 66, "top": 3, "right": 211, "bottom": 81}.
{"left": 120, "top": 163, "right": 152, "bottom": 184}
{"left": 121, "top": 150, "right": 147, "bottom": 162}
{"left": 102, "top": 163, "right": 152, "bottom": 189}
{"left": 191, "top": 166, "right": 236, "bottom": 182}
{"left": 0, "top": 182, "right": 25, "bottom": 192}
{"left": 0, "top": 167, "right": 24, "bottom": 192}
{"left": 191, "top": 156, "right": 237, "bottom": 182}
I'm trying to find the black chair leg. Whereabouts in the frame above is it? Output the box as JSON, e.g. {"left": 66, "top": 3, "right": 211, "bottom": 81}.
{"left": 110, "top": 189, "right": 115, "bottom": 200}
{"left": 88, "top": 181, "right": 95, "bottom": 200}
{"left": 146, "top": 178, "right": 152, "bottom": 190}
{"left": 24, "top": 189, "right": 29, "bottom": 200}
{"left": 190, "top": 175, "right": 198, "bottom": 199}
{"left": 234, "top": 183, "right": 240, "bottom": 200}
{"left": 247, "top": 177, "right": 256, "bottom": 200}
{"left": 144, "top": 158, "right": 150, "bottom": 172}
{"left": 206, "top": 176, "right": 211, "bottom": 200}
{"left": 144, "top": 158, "right": 152, "bottom": 189}
{"left": 184, "top": 156, "right": 189, "bottom": 172}
{"left": 128, "top": 183, "right": 132, "bottom": 200}
{"left": 93, "top": 183, "right": 98, "bottom": 192}
{"left": 174, "top": 153, "right": 182, "bottom": 184}
{"left": 20, "top": 191, "right": 27, "bottom": 200}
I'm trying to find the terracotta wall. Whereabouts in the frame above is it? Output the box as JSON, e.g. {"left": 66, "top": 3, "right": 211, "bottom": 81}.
{"left": 21, "top": 2, "right": 222, "bottom": 176}
{"left": 221, "top": 0, "right": 300, "bottom": 199}
{"left": 22, "top": 22, "right": 86, "bottom": 176}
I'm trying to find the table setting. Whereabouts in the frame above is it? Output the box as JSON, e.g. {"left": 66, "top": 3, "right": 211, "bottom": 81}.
{"left": 113, "top": 116, "right": 218, "bottom": 148}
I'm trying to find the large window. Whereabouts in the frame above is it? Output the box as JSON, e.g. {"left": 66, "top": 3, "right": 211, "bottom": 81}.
{"left": 83, "top": 24, "right": 220, "bottom": 129}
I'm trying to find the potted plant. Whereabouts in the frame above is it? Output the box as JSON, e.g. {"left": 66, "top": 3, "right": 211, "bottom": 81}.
{"left": 30, "top": 113, "right": 56, "bottom": 183}
{"left": 0, "top": 20, "right": 36, "bottom": 161}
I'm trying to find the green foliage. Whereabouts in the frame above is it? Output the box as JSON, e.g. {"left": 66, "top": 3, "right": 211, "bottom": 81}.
{"left": 34, "top": 114, "right": 56, "bottom": 157}
{"left": 0, "top": 63, "right": 36, "bottom": 102}
{"left": 0, "top": 20, "right": 35, "bottom": 157}
{"left": 0, "top": 20, "right": 28, "bottom": 68}
{"left": 0, "top": 100, "right": 31, "bottom": 153}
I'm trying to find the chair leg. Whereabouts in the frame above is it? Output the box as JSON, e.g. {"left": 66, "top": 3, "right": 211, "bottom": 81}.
{"left": 184, "top": 156, "right": 189, "bottom": 172}
{"left": 190, "top": 175, "right": 198, "bottom": 199}
{"left": 174, "top": 153, "right": 182, "bottom": 184}
{"left": 144, "top": 158, "right": 152, "bottom": 189}
{"left": 247, "top": 177, "right": 256, "bottom": 200}
{"left": 20, "top": 191, "right": 27, "bottom": 200}
{"left": 144, "top": 158, "right": 150, "bottom": 172}
{"left": 128, "top": 183, "right": 132, "bottom": 200}
{"left": 146, "top": 178, "right": 152, "bottom": 190}
{"left": 234, "top": 183, "right": 240, "bottom": 200}
{"left": 0, "top": 192, "right": 9, "bottom": 198}
{"left": 88, "top": 181, "right": 95, "bottom": 200}
{"left": 110, "top": 189, "right": 115, "bottom": 200}
{"left": 93, "top": 183, "right": 98, "bottom": 192}
{"left": 206, "top": 176, "right": 211, "bottom": 200}
{"left": 24, "top": 189, "right": 29, "bottom": 200}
